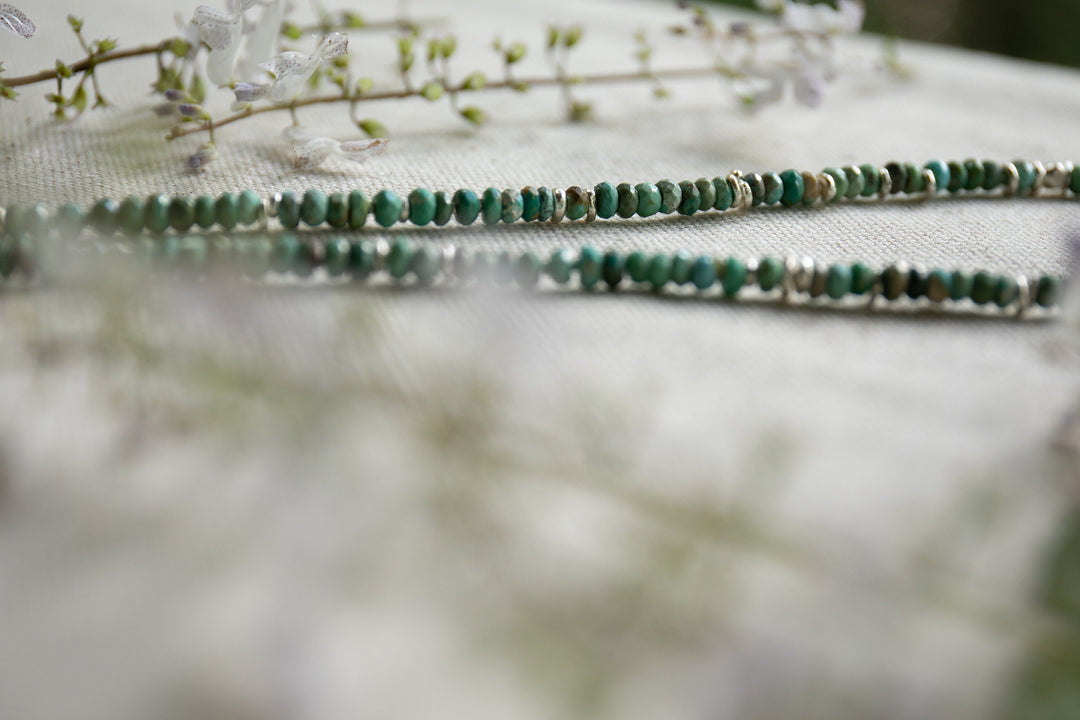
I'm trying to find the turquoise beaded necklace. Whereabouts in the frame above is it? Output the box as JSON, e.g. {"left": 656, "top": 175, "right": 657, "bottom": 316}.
{"left": 0, "top": 158, "right": 1072, "bottom": 316}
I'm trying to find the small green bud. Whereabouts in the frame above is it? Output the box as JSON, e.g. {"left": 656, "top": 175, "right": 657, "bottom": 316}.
{"left": 460, "top": 106, "right": 487, "bottom": 126}
{"left": 399, "top": 51, "right": 414, "bottom": 73}
{"left": 96, "top": 38, "right": 118, "bottom": 53}
{"left": 546, "top": 26, "right": 560, "bottom": 49}
{"left": 281, "top": 22, "right": 303, "bottom": 40}
{"left": 190, "top": 74, "right": 207, "bottom": 103}
{"left": 461, "top": 71, "right": 486, "bottom": 91}
{"left": 397, "top": 35, "right": 414, "bottom": 56}
{"left": 356, "top": 77, "right": 374, "bottom": 94}
{"left": 343, "top": 12, "right": 365, "bottom": 28}
{"left": 439, "top": 35, "right": 457, "bottom": 58}
{"left": 1, "top": 85, "right": 17, "bottom": 101}
{"left": 420, "top": 82, "right": 443, "bottom": 101}
{"left": 55, "top": 61, "right": 73, "bottom": 79}
{"left": 426, "top": 38, "right": 438, "bottom": 63}
{"left": 71, "top": 84, "right": 87, "bottom": 112}
{"left": 569, "top": 100, "right": 592, "bottom": 122}
{"left": 511, "top": 81, "right": 530, "bottom": 93}
{"left": 67, "top": 15, "right": 84, "bottom": 32}
{"left": 169, "top": 38, "right": 190, "bottom": 57}
{"left": 505, "top": 42, "right": 526, "bottom": 64}
{"left": 563, "top": 25, "right": 583, "bottom": 48}
{"left": 358, "top": 118, "right": 387, "bottom": 138}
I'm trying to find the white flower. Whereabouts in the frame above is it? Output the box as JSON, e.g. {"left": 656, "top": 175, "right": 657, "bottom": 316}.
{"left": 781, "top": 0, "right": 865, "bottom": 35}
{"left": 237, "top": 0, "right": 286, "bottom": 81}
{"left": 234, "top": 33, "right": 349, "bottom": 104}
{"left": 284, "top": 125, "right": 388, "bottom": 170}
{"left": 193, "top": 0, "right": 257, "bottom": 86}
{"left": 0, "top": 3, "right": 34, "bottom": 38}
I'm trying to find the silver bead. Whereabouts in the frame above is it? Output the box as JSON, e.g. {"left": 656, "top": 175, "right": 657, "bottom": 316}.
{"left": 744, "top": 257, "right": 759, "bottom": 287}
{"left": 878, "top": 167, "right": 892, "bottom": 200}
{"left": 1016, "top": 275, "right": 1032, "bottom": 317}
{"left": 1031, "top": 161, "right": 1047, "bottom": 195}
{"left": 1044, "top": 162, "right": 1071, "bottom": 193}
{"left": 922, "top": 168, "right": 937, "bottom": 199}
{"left": 399, "top": 198, "right": 411, "bottom": 223}
{"left": 1003, "top": 162, "right": 1020, "bottom": 196}
{"left": 585, "top": 189, "right": 597, "bottom": 222}
{"left": 0, "top": 206, "right": 6, "bottom": 235}
{"left": 550, "top": 188, "right": 566, "bottom": 223}
{"left": 818, "top": 173, "right": 837, "bottom": 204}
{"left": 373, "top": 237, "right": 391, "bottom": 272}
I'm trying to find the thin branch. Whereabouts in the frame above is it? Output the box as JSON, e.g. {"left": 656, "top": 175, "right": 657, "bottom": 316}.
{"left": 4, "top": 40, "right": 173, "bottom": 88}
{"left": 170, "top": 64, "right": 739, "bottom": 139}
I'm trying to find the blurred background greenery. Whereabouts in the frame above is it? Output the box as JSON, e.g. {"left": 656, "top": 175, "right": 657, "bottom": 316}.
{"left": 711, "top": 0, "right": 1080, "bottom": 68}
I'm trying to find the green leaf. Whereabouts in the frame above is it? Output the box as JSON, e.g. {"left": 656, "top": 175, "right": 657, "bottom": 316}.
{"left": 505, "top": 42, "right": 526, "bottom": 64}
{"left": 460, "top": 105, "right": 487, "bottom": 126}
{"left": 56, "top": 60, "right": 74, "bottom": 79}
{"left": 357, "top": 118, "right": 387, "bottom": 138}
{"left": 461, "top": 71, "right": 486, "bottom": 91}
{"left": 71, "top": 85, "right": 87, "bottom": 113}
{"left": 420, "top": 82, "right": 443, "bottom": 101}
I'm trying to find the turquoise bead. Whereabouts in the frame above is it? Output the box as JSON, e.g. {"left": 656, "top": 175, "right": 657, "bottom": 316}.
{"left": 1072, "top": 166, "right": 1080, "bottom": 194}
{"left": 194, "top": 195, "right": 217, "bottom": 229}
{"left": 1036, "top": 276, "right": 1062, "bottom": 307}
{"left": 55, "top": 203, "right": 84, "bottom": 239}
{"left": 602, "top": 251, "right": 624, "bottom": 288}
{"left": 626, "top": 251, "right": 649, "bottom": 283}
{"left": 823, "top": 168, "right": 847, "bottom": 200}
{"left": 950, "top": 270, "right": 973, "bottom": 301}
{"left": 678, "top": 180, "right": 701, "bottom": 215}
{"left": 963, "top": 159, "right": 984, "bottom": 190}
{"left": 565, "top": 187, "right": 588, "bottom": 221}
{"left": 515, "top": 251, "right": 542, "bottom": 287}
{"left": 690, "top": 255, "right": 716, "bottom": 290}
{"left": 594, "top": 182, "right": 618, "bottom": 219}
{"left": 657, "top": 179, "right": 681, "bottom": 214}
{"left": 616, "top": 183, "right": 638, "bottom": 219}
{"left": 118, "top": 196, "right": 145, "bottom": 236}
{"left": 387, "top": 238, "right": 412, "bottom": 279}
{"left": 327, "top": 193, "right": 349, "bottom": 228}
{"left": 842, "top": 166, "right": 865, "bottom": 199}
{"left": 924, "top": 160, "right": 950, "bottom": 192}
{"left": 300, "top": 189, "right": 328, "bottom": 227}
{"left": 521, "top": 186, "right": 541, "bottom": 222}
{"left": 647, "top": 254, "right": 671, "bottom": 289}
{"left": 902, "top": 162, "right": 925, "bottom": 193}
{"left": 670, "top": 249, "right": 692, "bottom": 285}
{"left": 825, "top": 264, "right": 852, "bottom": 299}
{"left": 271, "top": 233, "right": 300, "bottom": 274}
{"left": 994, "top": 275, "right": 1018, "bottom": 308}
{"left": 408, "top": 188, "right": 437, "bottom": 226}
{"left": 349, "top": 239, "right": 376, "bottom": 278}
{"left": 411, "top": 246, "right": 440, "bottom": 284}
{"left": 547, "top": 248, "right": 575, "bottom": 284}
{"left": 695, "top": 178, "right": 715, "bottom": 211}
{"left": 746, "top": 174, "right": 766, "bottom": 206}
{"left": 1014, "top": 160, "right": 1036, "bottom": 194}
{"left": 981, "top": 160, "right": 1003, "bottom": 191}
{"left": 237, "top": 190, "right": 262, "bottom": 225}
{"left": 885, "top": 162, "right": 906, "bottom": 194}
{"left": 926, "top": 268, "right": 952, "bottom": 302}
{"left": 501, "top": 188, "right": 524, "bottom": 223}
{"left": 757, "top": 256, "right": 784, "bottom": 291}
{"left": 947, "top": 161, "right": 967, "bottom": 192}
{"left": 635, "top": 183, "right": 661, "bottom": 217}
{"left": 906, "top": 268, "right": 927, "bottom": 299}
{"left": 579, "top": 246, "right": 602, "bottom": 289}
{"left": 277, "top": 192, "right": 301, "bottom": 229}
{"left": 453, "top": 189, "right": 480, "bottom": 225}
{"left": 780, "top": 169, "right": 804, "bottom": 206}
{"left": 762, "top": 172, "right": 784, "bottom": 205}
{"left": 851, "top": 262, "right": 875, "bottom": 295}
{"left": 216, "top": 193, "right": 239, "bottom": 230}
{"left": 859, "top": 164, "right": 881, "bottom": 197}
{"left": 970, "top": 271, "right": 996, "bottom": 305}
{"left": 145, "top": 195, "right": 170, "bottom": 234}
{"left": 538, "top": 187, "right": 555, "bottom": 221}
{"left": 434, "top": 191, "right": 453, "bottom": 226}
{"left": 168, "top": 196, "right": 195, "bottom": 232}
{"left": 721, "top": 257, "right": 746, "bottom": 296}
{"left": 348, "top": 190, "right": 369, "bottom": 229}
{"left": 481, "top": 188, "right": 501, "bottom": 225}
{"left": 295, "top": 239, "right": 317, "bottom": 278}
{"left": 89, "top": 198, "right": 120, "bottom": 235}
{"left": 373, "top": 189, "right": 403, "bottom": 228}
{"left": 323, "top": 236, "right": 350, "bottom": 276}
{"left": 713, "top": 177, "right": 733, "bottom": 211}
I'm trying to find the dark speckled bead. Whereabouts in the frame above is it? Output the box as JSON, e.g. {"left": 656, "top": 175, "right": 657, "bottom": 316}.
{"left": 762, "top": 172, "right": 784, "bottom": 205}
{"left": 947, "top": 161, "right": 967, "bottom": 192}
{"left": 616, "top": 183, "right": 638, "bottom": 219}
{"left": 963, "top": 159, "right": 985, "bottom": 190}
{"left": 481, "top": 188, "right": 501, "bottom": 225}
{"left": 521, "top": 186, "right": 541, "bottom": 222}
{"left": 981, "top": 160, "right": 1003, "bottom": 191}
{"left": 695, "top": 178, "right": 715, "bottom": 211}
{"left": 277, "top": 192, "right": 300, "bottom": 230}
{"left": 635, "top": 183, "right": 661, "bottom": 217}
{"left": 950, "top": 270, "right": 973, "bottom": 301}
{"left": 594, "top": 181, "right": 618, "bottom": 219}
{"left": 677, "top": 180, "right": 701, "bottom": 215}
{"left": 434, "top": 191, "right": 454, "bottom": 226}
{"left": 994, "top": 275, "right": 1018, "bottom": 307}
{"left": 453, "top": 189, "right": 480, "bottom": 225}
{"left": 906, "top": 267, "right": 928, "bottom": 299}
{"left": 1036, "top": 276, "right": 1062, "bottom": 307}
{"left": 89, "top": 198, "right": 120, "bottom": 235}
{"left": 902, "top": 162, "right": 925, "bottom": 193}
{"left": 538, "top": 187, "right": 554, "bottom": 221}
{"left": 713, "top": 177, "right": 733, "bottom": 211}
{"left": 746, "top": 173, "right": 766, "bottom": 206}
{"left": 602, "top": 251, "right": 624, "bottom": 288}
{"left": 168, "top": 196, "right": 196, "bottom": 232}
{"left": 657, "top": 179, "right": 682, "bottom": 214}
{"left": 970, "top": 271, "right": 996, "bottom": 305}
{"left": 327, "top": 192, "right": 349, "bottom": 228}
{"left": 885, "top": 162, "right": 906, "bottom": 195}
{"left": 779, "top": 169, "right": 804, "bottom": 207}
{"left": 859, "top": 164, "right": 880, "bottom": 197}
{"left": 851, "top": 262, "right": 875, "bottom": 295}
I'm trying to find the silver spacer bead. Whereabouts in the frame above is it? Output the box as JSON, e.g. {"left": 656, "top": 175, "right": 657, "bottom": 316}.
{"left": 922, "top": 168, "right": 937, "bottom": 200}
{"left": 744, "top": 257, "right": 759, "bottom": 287}
{"left": 399, "top": 198, "right": 411, "bottom": 223}
{"left": 878, "top": 167, "right": 892, "bottom": 200}
{"left": 1031, "top": 161, "right": 1047, "bottom": 195}
{"left": 550, "top": 188, "right": 566, "bottom": 223}
{"left": 726, "top": 171, "right": 745, "bottom": 212}
{"left": 259, "top": 193, "right": 280, "bottom": 230}
{"left": 867, "top": 277, "right": 883, "bottom": 310}
{"left": 373, "top": 237, "right": 391, "bottom": 272}
{"left": 1015, "top": 275, "right": 1032, "bottom": 317}
{"left": 818, "top": 173, "right": 837, "bottom": 204}
{"left": 585, "top": 189, "right": 597, "bottom": 222}
{"left": 1003, "top": 162, "right": 1020, "bottom": 196}
{"left": 0, "top": 206, "right": 6, "bottom": 235}
{"left": 1044, "top": 162, "right": 1071, "bottom": 193}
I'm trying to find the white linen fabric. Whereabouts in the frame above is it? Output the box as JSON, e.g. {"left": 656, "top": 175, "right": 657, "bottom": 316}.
{"left": 0, "top": 1, "right": 1078, "bottom": 719}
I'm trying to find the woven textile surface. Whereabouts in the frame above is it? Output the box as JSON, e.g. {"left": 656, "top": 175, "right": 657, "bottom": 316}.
{"left": 1, "top": 1, "right": 1079, "bottom": 718}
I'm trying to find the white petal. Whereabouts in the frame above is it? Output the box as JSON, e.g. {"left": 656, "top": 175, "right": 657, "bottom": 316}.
{"left": 338, "top": 138, "right": 389, "bottom": 164}
{"left": 233, "top": 81, "right": 269, "bottom": 102}
{"left": 292, "top": 138, "right": 339, "bottom": 169}
{"left": 837, "top": 0, "right": 866, "bottom": 33}
{"left": 260, "top": 51, "right": 307, "bottom": 79}
{"left": 270, "top": 72, "right": 311, "bottom": 102}
{"left": 194, "top": 5, "right": 238, "bottom": 51}
{"left": 0, "top": 3, "right": 34, "bottom": 38}
{"left": 316, "top": 32, "right": 349, "bottom": 60}
{"left": 238, "top": 0, "right": 286, "bottom": 79}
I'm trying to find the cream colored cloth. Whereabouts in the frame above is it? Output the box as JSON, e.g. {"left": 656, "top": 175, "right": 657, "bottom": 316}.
{"left": 1, "top": 1, "right": 1078, "bottom": 719}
